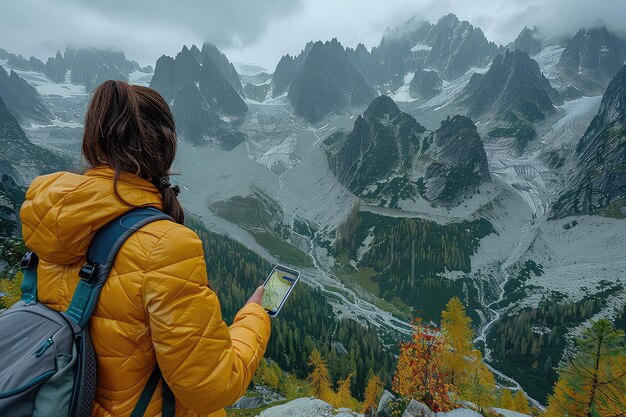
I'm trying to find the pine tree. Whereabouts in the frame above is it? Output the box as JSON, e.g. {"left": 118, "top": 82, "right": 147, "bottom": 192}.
{"left": 462, "top": 351, "right": 497, "bottom": 409}
{"left": 392, "top": 318, "right": 453, "bottom": 412}
{"left": 363, "top": 374, "right": 384, "bottom": 416}
{"left": 545, "top": 319, "right": 626, "bottom": 417}
{"left": 334, "top": 372, "right": 357, "bottom": 409}
{"left": 499, "top": 388, "right": 515, "bottom": 409}
{"left": 307, "top": 348, "right": 333, "bottom": 403}
{"left": 513, "top": 390, "right": 530, "bottom": 414}
{"left": 441, "top": 297, "right": 474, "bottom": 388}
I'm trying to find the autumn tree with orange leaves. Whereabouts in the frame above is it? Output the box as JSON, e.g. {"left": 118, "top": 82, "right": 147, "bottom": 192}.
{"left": 392, "top": 318, "right": 454, "bottom": 412}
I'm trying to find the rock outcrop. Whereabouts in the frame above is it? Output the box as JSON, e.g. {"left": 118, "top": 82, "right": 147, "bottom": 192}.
{"left": 551, "top": 65, "right": 626, "bottom": 218}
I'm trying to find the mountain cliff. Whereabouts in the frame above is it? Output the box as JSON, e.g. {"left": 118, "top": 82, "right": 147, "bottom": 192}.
{"left": 0, "top": 95, "right": 68, "bottom": 180}
{"left": 556, "top": 22, "right": 626, "bottom": 95}
{"left": 409, "top": 68, "right": 443, "bottom": 99}
{"left": 370, "top": 13, "right": 498, "bottom": 89}
{"left": 271, "top": 42, "right": 314, "bottom": 98}
{"left": 288, "top": 39, "right": 378, "bottom": 124}
{"left": 507, "top": 26, "right": 542, "bottom": 56}
{"left": 66, "top": 47, "right": 150, "bottom": 91}
{"left": 324, "top": 95, "right": 489, "bottom": 206}
{"left": 457, "top": 49, "right": 561, "bottom": 148}
{"left": 150, "top": 45, "right": 247, "bottom": 149}
{"left": 423, "top": 13, "right": 499, "bottom": 80}
{"left": 0, "top": 66, "right": 52, "bottom": 125}
{"left": 551, "top": 65, "right": 626, "bottom": 218}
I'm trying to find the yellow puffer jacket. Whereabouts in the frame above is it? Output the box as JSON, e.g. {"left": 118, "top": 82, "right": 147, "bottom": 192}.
{"left": 19, "top": 167, "right": 271, "bottom": 417}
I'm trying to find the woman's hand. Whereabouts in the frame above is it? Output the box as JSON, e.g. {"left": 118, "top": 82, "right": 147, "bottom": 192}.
{"left": 246, "top": 285, "right": 265, "bottom": 306}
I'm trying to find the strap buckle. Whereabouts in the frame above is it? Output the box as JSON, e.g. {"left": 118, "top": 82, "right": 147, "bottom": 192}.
{"left": 20, "top": 251, "right": 37, "bottom": 269}
{"left": 78, "top": 262, "right": 99, "bottom": 283}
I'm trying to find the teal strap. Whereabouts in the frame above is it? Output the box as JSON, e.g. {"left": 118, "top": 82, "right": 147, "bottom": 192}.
{"left": 162, "top": 380, "right": 175, "bottom": 417}
{"left": 65, "top": 281, "right": 98, "bottom": 327}
{"left": 65, "top": 208, "right": 172, "bottom": 328}
{"left": 130, "top": 366, "right": 175, "bottom": 417}
{"left": 130, "top": 367, "right": 162, "bottom": 417}
{"left": 20, "top": 252, "right": 39, "bottom": 304}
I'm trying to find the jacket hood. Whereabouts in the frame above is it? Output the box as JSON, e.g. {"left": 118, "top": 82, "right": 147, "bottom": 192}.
{"left": 20, "top": 167, "right": 163, "bottom": 265}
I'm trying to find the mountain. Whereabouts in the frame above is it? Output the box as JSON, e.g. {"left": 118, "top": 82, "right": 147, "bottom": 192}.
{"left": 324, "top": 95, "right": 489, "bottom": 206}
{"left": 409, "top": 68, "right": 443, "bottom": 99}
{"left": 288, "top": 39, "right": 378, "bottom": 124}
{"left": 0, "top": 65, "right": 53, "bottom": 125}
{"left": 271, "top": 42, "right": 315, "bottom": 98}
{"left": 507, "top": 26, "right": 542, "bottom": 56}
{"left": 423, "top": 14, "right": 499, "bottom": 80}
{"left": 66, "top": 47, "right": 151, "bottom": 91}
{"left": 243, "top": 83, "right": 270, "bottom": 102}
{"left": 6, "top": 54, "right": 46, "bottom": 73}
{"left": 556, "top": 22, "right": 626, "bottom": 95}
{"left": 272, "top": 55, "right": 298, "bottom": 98}
{"left": 200, "top": 43, "right": 245, "bottom": 95}
{"left": 44, "top": 51, "right": 67, "bottom": 83}
{"left": 0, "top": 95, "right": 68, "bottom": 180}
{"left": 457, "top": 49, "right": 561, "bottom": 149}
{"left": 370, "top": 16, "right": 434, "bottom": 90}
{"left": 369, "top": 13, "right": 498, "bottom": 90}
{"left": 0, "top": 174, "right": 24, "bottom": 238}
{"left": 423, "top": 115, "right": 491, "bottom": 203}
{"left": 150, "top": 45, "right": 247, "bottom": 149}
{"left": 551, "top": 65, "right": 626, "bottom": 218}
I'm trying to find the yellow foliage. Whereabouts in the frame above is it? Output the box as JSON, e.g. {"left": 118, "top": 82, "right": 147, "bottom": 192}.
{"left": 333, "top": 372, "right": 360, "bottom": 410}
{"left": 499, "top": 389, "right": 515, "bottom": 409}
{"left": 0, "top": 271, "right": 23, "bottom": 309}
{"left": 461, "top": 351, "right": 497, "bottom": 409}
{"left": 544, "top": 319, "right": 626, "bottom": 417}
{"left": 307, "top": 348, "right": 333, "bottom": 403}
{"left": 513, "top": 390, "right": 530, "bottom": 414}
{"left": 254, "top": 359, "right": 280, "bottom": 389}
{"left": 362, "top": 374, "right": 383, "bottom": 414}
{"left": 441, "top": 297, "right": 474, "bottom": 388}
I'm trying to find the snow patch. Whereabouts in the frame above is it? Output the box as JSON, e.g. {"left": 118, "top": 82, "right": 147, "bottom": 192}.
{"left": 411, "top": 43, "right": 432, "bottom": 52}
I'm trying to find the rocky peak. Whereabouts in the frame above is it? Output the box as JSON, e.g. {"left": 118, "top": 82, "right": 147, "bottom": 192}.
{"left": 363, "top": 94, "right": 402, "bottom": 120}
{"left": 551, "top": 65, "right": 626, "bottom": 218}
{"left": 557, "top": 24, "right": 626, "bottom": 94}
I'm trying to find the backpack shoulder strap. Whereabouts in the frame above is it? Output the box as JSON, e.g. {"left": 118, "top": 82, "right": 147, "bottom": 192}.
{"left": 65, "top": 207, "right": 173, "bottom": 328}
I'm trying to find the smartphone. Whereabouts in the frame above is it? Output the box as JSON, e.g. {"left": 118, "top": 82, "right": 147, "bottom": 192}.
{"left": 262, "top": 265, "right": 300, "bottom": 317}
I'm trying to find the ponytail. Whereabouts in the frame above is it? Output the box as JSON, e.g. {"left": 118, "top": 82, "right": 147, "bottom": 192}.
{"left": 82, "top": 80, "right": 185, "bottom": 224}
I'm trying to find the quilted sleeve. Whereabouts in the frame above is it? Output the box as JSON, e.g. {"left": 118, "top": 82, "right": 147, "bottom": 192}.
{"left": 142, "top": 224, "right": 271, "bottom": 414}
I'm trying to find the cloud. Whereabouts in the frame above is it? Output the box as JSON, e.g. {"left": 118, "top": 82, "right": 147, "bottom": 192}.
{"left": 0, "top": 0, "right": 303, "bottom": 65}
{"left": 0, "top": 0, "right": 624, "bottom": 71}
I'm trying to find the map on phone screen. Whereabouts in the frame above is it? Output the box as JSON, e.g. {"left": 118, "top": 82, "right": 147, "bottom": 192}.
{"left": 262, "top": 269, "right": 296, "bottom": 313}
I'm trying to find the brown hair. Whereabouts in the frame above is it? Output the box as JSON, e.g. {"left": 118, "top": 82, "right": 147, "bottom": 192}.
{"left": 82, "top": 80, "right": 184, "bottom": 224}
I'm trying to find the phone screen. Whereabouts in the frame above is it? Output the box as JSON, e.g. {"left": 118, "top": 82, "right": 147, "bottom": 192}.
{"left": 262, "top": 266, "right": 299, "bottom": 316}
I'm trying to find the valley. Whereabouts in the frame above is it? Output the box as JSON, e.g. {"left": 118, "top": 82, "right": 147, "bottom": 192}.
{"left": 1, "top": 10, "right": 626, "bottom": 412}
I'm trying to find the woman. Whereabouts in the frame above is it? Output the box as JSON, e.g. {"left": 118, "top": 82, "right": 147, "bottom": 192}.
{"left": 20, "top": 80, "right": 271, "bottom": 417}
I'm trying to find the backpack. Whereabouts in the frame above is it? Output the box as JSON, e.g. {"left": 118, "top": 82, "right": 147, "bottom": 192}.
{"left": 0, "top": 207, "right": 176, "bottom": 417}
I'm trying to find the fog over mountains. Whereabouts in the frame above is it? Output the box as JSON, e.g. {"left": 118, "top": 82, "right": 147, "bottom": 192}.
{"left": 1, "top": 3, "right": 626, "bottom": 412}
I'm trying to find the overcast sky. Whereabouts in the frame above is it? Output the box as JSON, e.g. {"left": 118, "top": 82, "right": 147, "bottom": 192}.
{"left": 1, "top": 0, "right": 625, "bottom": 71}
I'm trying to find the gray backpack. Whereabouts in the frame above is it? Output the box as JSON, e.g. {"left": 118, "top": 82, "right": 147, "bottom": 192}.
{"left": 0, "top": 207, "right": 176, "bottom": 417}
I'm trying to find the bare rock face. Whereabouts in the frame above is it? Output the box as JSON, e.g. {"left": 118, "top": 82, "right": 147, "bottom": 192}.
{"left": 150, "top": 45, "right": 247, "bottom": 150}
{"left": 0, "top": 66, "right": 53, "bottom": 125}
{"left": 324, "top": 96, "right": 489, "bottom": 207}
{"left": 376, "top": 390, "right": 396, "bottom": 417}
{"left": 457, "top": 49, "right": 561, "bottom": 149}
{"left": 508, "top": 26, "right": 542, "bottom": 56}
{"left": 557, "top": 22, "right": 626, "bottom": 95}
{"left": 552, "top": 65, "right": 626, "bottom": 219}
{"left": 259, "top": 398, "right": 334, "bottom": 417}
{"left": 402, "top": 399, "right": 435, "bottom": 417}
{"left": 288, "top": 39, "right": 378, "bottom": 124}
{"left": 409, "top": 68, "right": 443, "bottom": 99}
